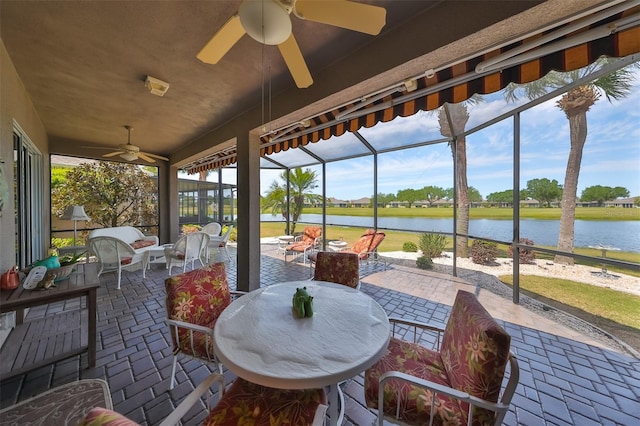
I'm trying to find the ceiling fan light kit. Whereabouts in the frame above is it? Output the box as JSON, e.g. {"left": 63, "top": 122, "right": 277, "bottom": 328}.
{"left": 239, "top": 0, "right": 292, "bottom": 45}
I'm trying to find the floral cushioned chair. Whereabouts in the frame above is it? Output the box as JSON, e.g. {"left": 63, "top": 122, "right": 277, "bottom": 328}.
{"left": 312, "top": 251, "right": 360, "bottom": 289}
{"left": 364, "top": 290, "right": 519, "bottom": 426}
{"left": 165, "top": 262, "right": 243, "bottom": 390}
{"left": 285, "top": 225, "right": 322, "bottom": 263}
{"left": 80, "top": 374, "right": 327, "bottom": 426}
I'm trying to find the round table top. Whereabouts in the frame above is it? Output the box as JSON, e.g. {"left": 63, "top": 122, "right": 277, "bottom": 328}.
{"left": 214, "top": 280, "right": 390, "bottom": 389}
{"left": 278, "top": 235, "right": 295, "bottom": 241}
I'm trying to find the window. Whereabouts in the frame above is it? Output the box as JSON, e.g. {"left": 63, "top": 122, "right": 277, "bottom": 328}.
{"left": 13, "top": 123, "right": 43, "bottom": 268}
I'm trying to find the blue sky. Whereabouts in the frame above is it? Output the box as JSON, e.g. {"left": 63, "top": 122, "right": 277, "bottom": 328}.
{"left": 188, "top": 67, "right": 640, "bottom": 201}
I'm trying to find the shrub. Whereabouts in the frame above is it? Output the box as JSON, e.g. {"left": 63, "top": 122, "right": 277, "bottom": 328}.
{"left": 508, "top": 238, "right": 536, "bottom": 264}
{"left": 181, "top": 224, "right": 201, "bottom": 234}
{"left": 418, "top": 232, "right": 446, "bottom": 258}
{"left": 402, "top": 241, "right": 418, "bottom": 252}
{"left": 416, "top": 256, "right": 433, "bottom": 270}
{"left": 471, "top": 240, "right": 498, "bottom": 265}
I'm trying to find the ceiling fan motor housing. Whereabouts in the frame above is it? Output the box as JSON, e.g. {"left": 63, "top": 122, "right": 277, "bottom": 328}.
{"left": 239, "top": 0, "right": 292, "bottom": 45}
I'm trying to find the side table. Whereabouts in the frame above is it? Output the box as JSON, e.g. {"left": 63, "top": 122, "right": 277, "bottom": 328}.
{"left": 277, "top": 235, "right": 295, "bottom": 256}
{"left": 0, "top": 263, "right": 99, "bottom": 381}
{"left": 328, "top": 240, "right": 348, "bottom": 252}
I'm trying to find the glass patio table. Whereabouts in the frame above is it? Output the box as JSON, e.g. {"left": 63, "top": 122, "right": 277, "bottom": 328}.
{"left": 214, "top": 280, "right": 390, "bottom": 426}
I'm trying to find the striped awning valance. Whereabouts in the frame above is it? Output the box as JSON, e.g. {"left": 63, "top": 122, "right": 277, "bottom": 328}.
{"left": 186, "top": 6, "right": 639, "bottom": 174}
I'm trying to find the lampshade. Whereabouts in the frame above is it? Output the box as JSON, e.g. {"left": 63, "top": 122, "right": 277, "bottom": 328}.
{"left": 120, "top": 152, "right": 138, "bottom": 161}
{"left": 239, "top": 0, "right": 292, "bottom": 45}
{"left": 61, "top": 205, "right": 91, "bottom": 221}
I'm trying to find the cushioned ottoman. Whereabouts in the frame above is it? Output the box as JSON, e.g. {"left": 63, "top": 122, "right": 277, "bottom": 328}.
{"left": 0, "top": 379, "right": 112, "bottom": 426}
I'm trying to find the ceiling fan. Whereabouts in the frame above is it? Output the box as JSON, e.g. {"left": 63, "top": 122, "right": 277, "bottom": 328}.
{"left": 88, "top": 126, "right": 169, "bottom": 163}
{"left": 196, "top": 0, "right": 386, "bottom": 88}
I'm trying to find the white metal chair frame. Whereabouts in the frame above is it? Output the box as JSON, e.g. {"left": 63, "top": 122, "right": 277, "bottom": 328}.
{"left": 88, "top": 236, "right": 149, "bottom": 289}
{"left": 166, "top": 289, "right": 246, "bottom": 389}
{"left": 201, "top": 222, "right": 222, "bottom": 236}
{"left": 208, "top": 225, "right": 233, "bottom": 262}
{"left": 165, "top": 232, "right": 210, "bottom": 275}
{"left": 376, "top": 317, "right": 520, "bottom": 426}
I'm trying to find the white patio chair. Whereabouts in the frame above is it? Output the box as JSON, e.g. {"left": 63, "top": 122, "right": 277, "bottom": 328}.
{"left": 208, "top": 225, "right": 233, "bottom": 262}
{"left": 201, "top": 222, "right": 222, "bottom": 237}
{"left": 88, "top": 236, "right": 149, "bottom": 289}
{"left": 165, "top": 232, "right": 210, "bottom": 275}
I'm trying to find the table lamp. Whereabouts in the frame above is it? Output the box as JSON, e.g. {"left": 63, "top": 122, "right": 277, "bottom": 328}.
{"left": 61, "top": 205, "right": 91, "bottom": 247}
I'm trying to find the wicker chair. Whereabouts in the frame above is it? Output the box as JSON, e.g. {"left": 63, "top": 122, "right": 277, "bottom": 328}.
{"left": 88, "top": 236, "right": 149, "bottom": 289}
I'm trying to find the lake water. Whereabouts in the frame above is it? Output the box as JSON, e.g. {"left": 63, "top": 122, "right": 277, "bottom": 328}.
{"left": 261, "top": 214, "right": 640, "bottom": 252}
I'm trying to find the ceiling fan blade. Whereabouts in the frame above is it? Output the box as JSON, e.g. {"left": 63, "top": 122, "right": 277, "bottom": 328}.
{"left": 278, "top": 34, "right": 313, "bottom": 88}
{"left": 137, "top": 152, "right": 157, "bottom": 163}
{"left": 141, "top": 152, "right": 169, "bottom": 162}
{"left": 294, "top": 0, "right": 386, "bottom": 35}
{"left": 197, "top": 14, "right": 246, "bottom": 64}
{"left": 102, "top": 151, "right": 124, "bottom": 158}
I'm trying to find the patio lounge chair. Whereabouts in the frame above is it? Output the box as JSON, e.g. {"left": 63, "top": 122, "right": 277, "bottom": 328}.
{"left": 364, "top": 290, "right": 519, "bottom": 426}
{"left": 88, "top": 236, "right": 149, "bottom": 290}
{"left": 164, "top": 263, "right": 245, "bottom": 390}
{"left": 285, "top": 225, "right": 322, "bottom": 264}
{"left": 308, "top": 229, "right": 386, "bottom": 272}
{"left": 165, "top": 232, "right": 209, "bottom": 275}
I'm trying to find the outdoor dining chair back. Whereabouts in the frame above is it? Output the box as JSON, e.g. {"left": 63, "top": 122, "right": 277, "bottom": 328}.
{"left": 164, "top": 263, "right": 244, "bottom": 390}
{"left": 165, "top": 231, "right": 209, "bottom": 275}
{"left": 364, "top": 290, "right": 519, "bottom": 426}
{"left": 312, "top": 251, "right": 360, "bottom": 289}
{"left": 88, "top": 236, "right": 149, "bottom": 289}
{"left": 201, "top": 222, "right": 221, "bottom": 236}
{"left": 77, "top": 372, "right": 327, "bottom": 426}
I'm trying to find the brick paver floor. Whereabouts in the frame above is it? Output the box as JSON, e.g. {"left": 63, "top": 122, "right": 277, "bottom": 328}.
{"left": 1, "top": 243, "right": 638, "bottom": 425}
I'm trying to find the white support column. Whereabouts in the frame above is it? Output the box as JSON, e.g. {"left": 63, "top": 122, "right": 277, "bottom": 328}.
{"left": 236, "top": 132, "right": 261, "bottom": 292}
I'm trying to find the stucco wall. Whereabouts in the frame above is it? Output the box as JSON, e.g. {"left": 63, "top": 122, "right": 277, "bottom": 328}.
{"left": 0, "top": 39, "right": 49, "bottom": 342}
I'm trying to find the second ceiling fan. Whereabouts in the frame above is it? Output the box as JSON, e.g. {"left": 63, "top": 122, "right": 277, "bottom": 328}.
{"left": 196, "top": 0, "right": 386, "bottom": 88}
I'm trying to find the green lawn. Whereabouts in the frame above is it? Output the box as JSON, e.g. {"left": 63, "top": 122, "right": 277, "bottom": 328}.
{"left": 499, "top": 275, "right": 640, "bottom": 330}
{"left": 260, "top": 221, "right": 640, "bottom": 277}
{"left": 301, "top": 206, "right": 640, "bottom": 221}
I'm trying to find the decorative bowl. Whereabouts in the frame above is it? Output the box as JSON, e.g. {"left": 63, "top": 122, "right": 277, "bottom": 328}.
{"left": 46, "top": 262, "right": 78, "bottom": 282}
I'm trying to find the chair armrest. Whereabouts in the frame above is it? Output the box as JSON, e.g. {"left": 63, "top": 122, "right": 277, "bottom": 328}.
{"left": 378, "top": 371, "right": 511, "bottom": 426}
{"left": 142, "top": 236, "right": 159, "bottom": 245}
{"left": 312, "top": 404, "right": 329, "bottom": 426}
{"left": 166, "top": 318, "right": 213, "bottom": 335}
{"left": 158, "top": 373, "right": 225, "bottom": 426}
{"left": 388, "top": 317, "right": 445, "bottom": 348}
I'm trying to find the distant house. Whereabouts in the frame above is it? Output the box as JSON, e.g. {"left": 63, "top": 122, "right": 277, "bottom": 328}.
{"left": 350, "top": 197, "right": 370, "bottom": 208}
{"left": 520, "top": 198, "right": 540, "bottom": 208}
{"left": 604, "top": 197, "right": 638, "bottom": 208}
{"left": 327, "top": 197, "right": 348, "bottom": 207}
{"left": 387, "top": 200, "right": 409, "bottom": 208}
{"left": 432, "top": 199, "right": 453, "bottom": 208}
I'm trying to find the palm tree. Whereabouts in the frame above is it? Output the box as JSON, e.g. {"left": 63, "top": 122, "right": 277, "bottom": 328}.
{"left": 505, "top": 58, "right": 638, "bottom": 264}
{"left": 436, "top": 97, "right": 481, "bottom": 258}
{"left": 261, "top": 167, "right": 323, "bottom": 235}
